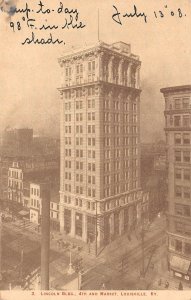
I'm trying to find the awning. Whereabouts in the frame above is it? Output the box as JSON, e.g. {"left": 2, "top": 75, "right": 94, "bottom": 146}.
{"left": 19, "top": 210, "right": 29, "bottom": 216}
{"left": 170, "top": 255, "right": 190, "bottom": 274}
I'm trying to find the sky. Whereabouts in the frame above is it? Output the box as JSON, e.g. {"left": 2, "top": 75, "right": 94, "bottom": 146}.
{"left": 0, "top": 0, "right": 191, "bottom": 142}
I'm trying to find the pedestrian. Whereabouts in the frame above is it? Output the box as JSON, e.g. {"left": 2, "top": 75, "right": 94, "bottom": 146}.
{"left": 178, "top": 281, "right": 183, "bottom": 290}
{"left": 165, "top": 280, "right": 169, "bottom": 289}
{"left": 101, "top": 282, "right": 106, "bottom": 290}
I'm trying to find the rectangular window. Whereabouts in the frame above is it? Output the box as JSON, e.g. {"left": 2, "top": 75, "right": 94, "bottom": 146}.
{"left": 182, "top": 98, "right": 190, "bottom": 109}
{"left": 183, "top": 133, "right": 190, "bottom": 145}
{"left": 183, "top": 151, "right": 190, "bottom": 163}
{"left": 184, "top": 169, "right": 190, "bottom": 181}
{"left": 174, "top": 116, "right": 181, "bottom": 127}
{"left": 183, "top": 115, "right": 190, "bottom": 127}
{"left": 174, "top": 99, "right": 181, "bottom": 109}
{"left": 174, "top": 133, "right": 181, "bottom": 144}
{"left": 184, "top": 206, "right": 190, "bottom": 217}
{"left": 184, "top": 187, "right": 190, "bottom": 199}
{"left": 88, "top": 62, "right": 91, "bottom": 72}
{"left": 175, "top": 150, "right": 181, "bottom": 162}
{"left": 175, "top": 186, "right": 182, "bottom": 198}
{"left": 175, "top": 168, "right": 181, "bottom": 180}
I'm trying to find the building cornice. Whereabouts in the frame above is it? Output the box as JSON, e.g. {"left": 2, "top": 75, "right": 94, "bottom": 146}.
{"left": 58, "top": 43, "right": 141, "bottom": 67}
{"left": 164, "top": 127, "right": 191, "bottom": 132}
{"left": 161, "top": 85, "right": 191, "bottom": 94}
{"left": 164, "top": 109, "right": 191, "bottom": 115}
{"left": 57, "top": 80, "right": 142, "bottom": 95}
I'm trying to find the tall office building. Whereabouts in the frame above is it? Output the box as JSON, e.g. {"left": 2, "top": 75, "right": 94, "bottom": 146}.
{"left": 58, "top": 41, "right": 143, "bottom": 249}
{"left": 161, "top": 85, "right": 191, "bottom": 281}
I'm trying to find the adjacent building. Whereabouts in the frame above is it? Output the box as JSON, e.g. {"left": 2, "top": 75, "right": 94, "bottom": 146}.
{"left": 58, "top": 41, "right": 143, "bottom": 249}
{"left": 161, "top": 85, "right": 191, "bottom": 281}
{"left": 30, "top": 182, "right": 60, "bottom": 231}
{"left": 7, "top": 157, "right": 59, "bottom": 215}
{"left": 1, "top": 127, "right": 33, "bottom": 157}
{"left": 140, "top": 142, "right": 167, "bottom": 220}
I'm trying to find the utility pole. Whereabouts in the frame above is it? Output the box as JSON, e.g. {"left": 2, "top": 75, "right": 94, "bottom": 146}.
{"left": 0, "top": 213, "right": 2, "bottom": 281}
{"left": 41, "top": 184, "right": 50, "bottom": 290}
{"left": 95, "top": 200, "right": 97, "bottom": 257}
{"left": 20, "top": 249, "right": 24, "bottom": 280}
{"left": 140, "top": 202, "right": 145, "bottom": 278}
{"left": 141, "top": 225, "right": 145, "bottom": 277}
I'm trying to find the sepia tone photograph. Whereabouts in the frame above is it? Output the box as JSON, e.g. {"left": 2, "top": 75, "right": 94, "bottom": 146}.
{"left": 0, "top": 0, "right": 191, "bottom": 296}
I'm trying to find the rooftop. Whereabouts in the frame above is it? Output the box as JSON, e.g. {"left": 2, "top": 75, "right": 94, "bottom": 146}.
{"left": 58, "top": 40, "right": 140, "bottom": 62}
{"left": 160, "top": 85, "right": 191, "bottom": 94}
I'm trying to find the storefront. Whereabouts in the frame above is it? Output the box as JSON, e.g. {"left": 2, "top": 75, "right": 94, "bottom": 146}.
{"left": 170, "top": 255, "right": 191, "bottom": 282}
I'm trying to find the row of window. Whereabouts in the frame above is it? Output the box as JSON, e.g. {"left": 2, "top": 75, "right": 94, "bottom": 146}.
{"left": 174, "top": 133, "right": 190, "bottom": 145}
{"left": 65, "top": 73, "right": 95, "bottom": 86}
{"left": 31, "top": 198, "right": 40, "bottom": 208}
{"left": 8, "top": 180, "right": 23, "bottom": 190}
{"left": 65, "top": 61, "right": 95, "bottom": 76}
{"left": 103, "top": 100, "right": 137, "bottom": 110}
{"left": 64, "top": 86, "right": 96, "bottom": 98}
{"left": 75, "top": 198, "right": 96, "bottom": 210}
{"left": 166, "top": 97, "right": 190, "bottom": 110}
{"left": 31, "top": 187, "right": 40, "bottom": 197}
{"left": 175, "top": 185, "right": 191, "bottom": 199}
{"left": 62, "top": 112, "right": 96, "bottom": 124}
{"left": 31, "top": 199, "right": 59, "bottom": 210}
{"left": 64, "top": 182, "right": 97, "bottom": 194}
{"left": 105, "top": 180, "right": 138, "bottom": 195}
{"left": 64, "top": 148, "right": 137, "bottom": 161}
{"left": 64, "top": 161, "right": 96, "bottom": 171}
{"left": 169, "top": 115, "right": 190, "bottom": 127}
{"left": 174, "top": 150, "right": 190, "bottom": 163}
{"left": 8, "top": 170, "right": 22, "bottom": 179}
{"left": 171, "top": 238, "right": 191, "bottom": 255}
{"left": 175, "top": 168, "right": 191, "bottom": 181}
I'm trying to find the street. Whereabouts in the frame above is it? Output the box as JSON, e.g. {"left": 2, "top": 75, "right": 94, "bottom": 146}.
{"left": 0, "top": 212, "right": 168, "bottom": 290}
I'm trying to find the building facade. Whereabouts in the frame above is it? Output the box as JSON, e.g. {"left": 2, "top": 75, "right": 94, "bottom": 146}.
{"left": 58, "top": 41, "right": 143, "bottom": 248}
{"left": 161, "top": 85, "right": 191, "bottom": 281}
{"left": 7, "top": 157, "right": 59, "bottom": 214}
